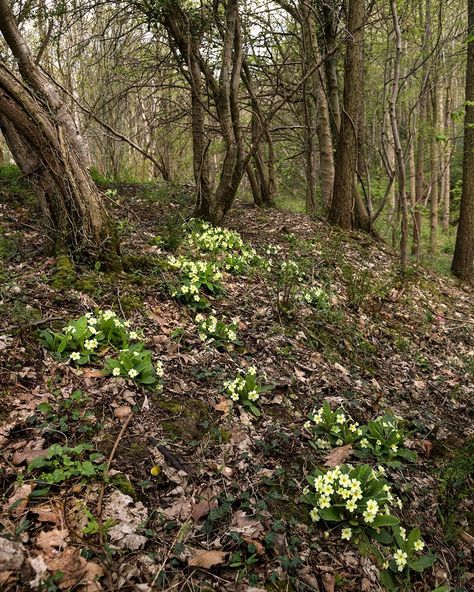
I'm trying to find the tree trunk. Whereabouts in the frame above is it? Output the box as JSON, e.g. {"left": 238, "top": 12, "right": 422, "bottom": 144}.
{"left": 0, "top": 1, "right": 119, "bottom": 265}
{"left": 389, "top": 0, "right": 408, "bottom": 271}
{"left": 452, "top": 0, "right": 474, "bottom": 281}
{"left": 412, "top": 0, "right": 431, "bottom": 260}
{"left": 321, "top": 0, "right": 341, "bottom": 137}
{"left": 328, "top": 0, "right": 365, "bottom": 229}
{"left": 429, "top": 81, "right": 439, "bottom": 254}
{"left": 300, "top": 0, "right": 334, "bottom": 208}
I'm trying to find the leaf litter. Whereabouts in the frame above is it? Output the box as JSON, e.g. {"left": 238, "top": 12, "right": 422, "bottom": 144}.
{"left": 0, "top": 193, "right": 473, "bottom": 591}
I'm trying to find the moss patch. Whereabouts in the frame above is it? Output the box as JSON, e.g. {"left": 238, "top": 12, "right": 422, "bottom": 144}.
{"left": 156, "top": 396, "right": 212, "bottom": 441}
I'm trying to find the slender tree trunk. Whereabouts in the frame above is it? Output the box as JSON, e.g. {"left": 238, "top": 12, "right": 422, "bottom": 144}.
{"left": 389, "top": 0, "right": 408, "bottom": 271}
{"left": 300, "top": 0, "right": 334, "bottom": 208}
{"left": 430, "top": 81, "right": 439, "bottom": 253}
{"left": 452, "top": 0, "right": 474, "bottom": 281}
{"left": 412, "top": 0, "right": 431, "bottom": 260}
{"left": 328, "top": 0, "right": 365, "bottom": 229}
{"left": 321, "top": 0, "right": 341, "bottom": 137}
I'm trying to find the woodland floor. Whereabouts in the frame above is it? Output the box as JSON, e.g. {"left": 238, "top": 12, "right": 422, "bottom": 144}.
{"left": 0, "top": 181, "right": 473, "bottom": 592}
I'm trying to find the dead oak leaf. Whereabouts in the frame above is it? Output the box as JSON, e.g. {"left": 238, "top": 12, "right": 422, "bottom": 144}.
{"left": 324, "top": 444, "right": 353, "bottom": 468}
{"left": 191, "top": 488, "right": 218, "bottom": 521}
{"left": 188, "top": 550, "right": 228, "bottom": 569}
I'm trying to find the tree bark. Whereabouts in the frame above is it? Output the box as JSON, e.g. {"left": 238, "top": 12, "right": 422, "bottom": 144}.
{"left": 0, "top": 0, "right": 119, "bottom": 265}
{"left": 452, "top": 0, "right": 474, "bottom": 281}
{"left": 328, "top": 0, "right": 365, "bottom": 229}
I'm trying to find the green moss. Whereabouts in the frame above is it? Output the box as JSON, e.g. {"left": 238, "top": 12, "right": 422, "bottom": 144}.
{"left": 120, "top": 294, "right": 144, "bottom": 315}
{"left": 111, "top": 472, "right": 137, "bottom": 499}
{"left": 156, "top": 396, "right": 211, "bottom": 441}
{"left": 75, "top": 273, "right": 101, "bottom": 294}
{"left": 51, "top": 253, "right": 76, "bottom": 291}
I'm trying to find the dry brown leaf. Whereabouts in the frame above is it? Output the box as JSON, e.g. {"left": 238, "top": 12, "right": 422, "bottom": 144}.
{"left": 213, "top": 397, "right": 231, "bottom": 415}
{"left": 4, "top": 483, "right": 33, "bottom": 517}
{"left": 37, "top": 527, "right": 68, "bottom": 553}
{"left": 114, "top": 405, "right": 133, "bottom": 419}
{"left": 242, "top": 538, "right": 265, "bottom": 556}
{"left": 321, "top": 572, "right": 335, "bottom": 592}
{"left": 230, "top": 511, "right": 264, "bottom": 538}
{"left": 324, "top": 444, "right": 353, "bottom": 467}
{"left": 421, "top": 440, "right": 433, "bottom": 456}
{"left": 32, "top": 505, "right": 61, "bottom": 525}
{"left": 47, "top": 548, "right": 103, "bottom": 591}
{"left": 191, "top": 488, "right": 218, "bottom": 521}
{"left": 12, "top": 439, "right": 46, "bottom": 465}
{"left": 82, "top": 368, "right": 104, "bottom": 378}
{"left": 187, "top": 550, "right": 228, "bottom": 569}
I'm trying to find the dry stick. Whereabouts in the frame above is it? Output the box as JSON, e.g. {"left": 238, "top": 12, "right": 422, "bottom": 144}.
{"left": 97, "top": 412, "right": 134, "bottom": 530}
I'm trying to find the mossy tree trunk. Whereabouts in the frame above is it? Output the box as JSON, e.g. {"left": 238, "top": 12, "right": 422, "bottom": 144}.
{"left": 0, "top": 0, "right": 120, "bottom": 267}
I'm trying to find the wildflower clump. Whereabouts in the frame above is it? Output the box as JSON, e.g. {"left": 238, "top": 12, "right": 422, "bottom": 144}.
{"left": 40, "top": 310, "right": 136, "bottom": 364}
{"left": 303, "top": 401, "right": 363, "bottom": 449}
{"left": 40, "top": 310, "right": 163, "bottom": 387}
{"left": 195, "top": 313, "right": 239, "bottom": 348}
{"left": 223, "top": 366, "right": 271, "bottom": 416}
{"left": 359, "top": 414, "right": 417, "bottom": 466}
{"left": 186, "top": 219, "right": 265, "bottom": 273}
{"left": 168, "top": 255, "right": 223, "bottom": 308}
{"left": 186, "top": 219, "right": 245, "bottom": 254}
{"left": 300, "top": 286, "right": 330, "bottom": 309}
{"left": 379, "top": 525, "right": 435, "bottom": 588}
{"left": 104, "top": 343, "right": 164, "bottom": 386}
{"left": 303, "top": 464, "right": 399, "bottom": 530}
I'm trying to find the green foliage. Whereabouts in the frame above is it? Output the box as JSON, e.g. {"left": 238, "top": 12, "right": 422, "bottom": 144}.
{"left": 303, "top": 401, "right": 363, "bottom": 449}
{"left": 104, "top": 342, "right": 163, "bottom": 385}
{"left": 168, "top": 255, "right": 224, "bottom": 308}
{"left": 357, "top": 414, "right": 417, "bottom": 466}
{"left": 32, "top": 390, "right": 97, "bottom": 438}
{"left": 299, "top": 285, "right": 330, "bottom": 309}
{"left": 82, "top": 507, "right": 115, "bottom": 537}
{"left": 27, "top": 443, "right": 105, "bottom": 485}
{"left": 223, "top": 366, "right": 272, "bottom": 416}
{"left": 303, "top": 464, "right": 399, "bottom": 529}
{"left": 39, "top": 310, "right": 162, "bottom": 386}
{"left": 39, "top": 310, "right": 133, "bottom": 364}
{"left": 195, "top": 313, "right": 239, "bottom": 348}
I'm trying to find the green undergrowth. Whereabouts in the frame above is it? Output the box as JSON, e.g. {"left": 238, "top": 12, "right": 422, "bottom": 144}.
{"left": 438, "top": 439, "right": 474, "bottom": 542}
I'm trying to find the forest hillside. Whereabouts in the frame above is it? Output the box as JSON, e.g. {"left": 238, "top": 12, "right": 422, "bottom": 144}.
{"left": 0, "top": 181, "right": 472, "bottom": 592}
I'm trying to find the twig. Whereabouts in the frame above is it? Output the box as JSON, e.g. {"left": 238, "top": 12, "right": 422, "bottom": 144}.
{"left": 6, "top": 315, "right": 64, "bottom": 332}
{"left": 97, "top": 412, "right": 134, "bottom": 522}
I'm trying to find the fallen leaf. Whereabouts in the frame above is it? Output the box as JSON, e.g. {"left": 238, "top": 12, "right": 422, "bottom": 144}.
{"left": 114, "top": 406, "right": 133, "bottom": 419}
{"left": 321, "top": 572, "right": 335, "bottom": 592}
{"left": 422, "top": 440, "right": 433, "bottom": 456}
{"left": 37, "top": 528, "right": 68, "bottom": 553}
{"left": 47, "top": 548, "right": 103, "bottom": 591}
{"left": 324, "top": 444, "right": 353, "bottom": 467}
{"left": 4, "top": 483, "right": 33, "bottom": 517}
{"left": 0, "top": 536, "right": 24, "bottom": 571}
{"left": 191, "top": 488, "right": 218, "bottom": 521}
{"left": 82, "top": 368, "right": 104, "bottom": 378}
{"left": 102, "top": 491, "right": 148, "bottom": 551}
{"left": 213, "top": 396, "right": 231, "bottom": 415}
{"left": 188, "top": 550, "right": 228, "bottom": 569}
{"left": 12, "top": 438, "right": 46, "bottom": 465}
